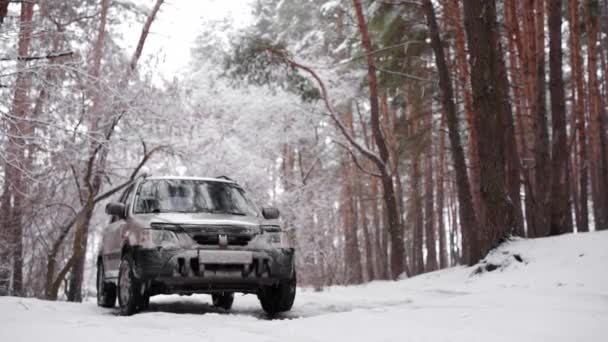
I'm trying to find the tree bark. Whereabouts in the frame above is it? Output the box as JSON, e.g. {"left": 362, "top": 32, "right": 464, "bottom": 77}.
{"left": 584, "top": 0, "right": 608, "bottom": 230}
{"left": 411, "top": 146, "right": 424, "bottom": 275}
{"left": 370, "top": 176, "right": 388, "bottom": 279}
{"left": 0, "top": 1, "right": 35, "bottom": 296}
{"left": 496, "top": 18, "right": 525, "bottom": 238}
{"left": 531, "top": 0, "right": 551, "bottom": 238}
{"left": 462, "top": 0, "right": 514, "bottom": 258}
{"left": 568, "top": 0, "right": 589, "bottom": 232}
{"left": 424, "top": 112, "right": 437, "bottom": 272}
{"left": 357, "top": 179, "right": 375, "bottom": 281}
{"left": 548, "top": 0, "right": 573, "bottom": 235}
{"left": 423, "top": 0, "right": 480, "bottom": 265}
{"left": 444, "top": 0, "right": 483, "bottom": 225}
{"left": 340, "top": 104, "right": 363, "bottom": 284}
{"left": 436, "top": 110, "right": 448, "bottom": 269}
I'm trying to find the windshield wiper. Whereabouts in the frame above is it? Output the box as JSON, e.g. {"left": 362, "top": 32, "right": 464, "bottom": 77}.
{"left": 226, "top": 211, "right": 246, "bottom": 216}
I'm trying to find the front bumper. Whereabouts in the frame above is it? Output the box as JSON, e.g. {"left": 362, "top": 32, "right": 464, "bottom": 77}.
{"left": 132, "top": 246, "right": 295, "bottom": 295}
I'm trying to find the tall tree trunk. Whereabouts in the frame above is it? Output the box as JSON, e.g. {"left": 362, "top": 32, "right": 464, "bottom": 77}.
{"left": 0, "top": 2, "right": 35, "bottom": 296}
{"left": 584, "top": 0, "right": 608, "bottom": 230}
{"left": 528, "top": 0, "right": 551, "bottom": 237}
{"left": 423, "top": 0, "right": 480, "bottom": 265}
{"left": 371, "top": 176, "right": 388, "bottom": 279}
{"left": 548, "top": 0, "right": 573, "bottom": 235}
{"left": 411, "top": 149, "right": 424, "bottom": 275}
{"left": 340, "top": 104, "right": 363, "bottom": 284}
{"left": 462, "top": 0, "right": 515, "bottom": 258}
{"left": 518, "top": 0, "right": 538, "bottom": 236}
{"left": 569, "top": 0, "right": 589, "bottom": 232}
{"left": 445, "top": 0, "right": 483, "bottom": 225}
{"left": 436, "top": 110, "right": 448, "bottom": 269}
{"left": 424, "top": 112, "right": 437, "bottom": 272}
{"left": 352, "top": 0, "right": 405, "bottom": 278}
{"left": 380, "top": 92, "right": 405, "bottom": 275}
{"left": 358, "top": 180, "right": 375, "bottom": 281}
{"left": 495, "top": 4, "right": 525, "bottom": 237}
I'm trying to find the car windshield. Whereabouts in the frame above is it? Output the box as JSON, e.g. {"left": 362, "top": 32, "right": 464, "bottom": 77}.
{"left": 132, "top": 179, "right": 259, "bottom": 216}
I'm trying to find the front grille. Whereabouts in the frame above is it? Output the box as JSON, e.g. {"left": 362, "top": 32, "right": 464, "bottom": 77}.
{"left": 185, "top": 225, "right": 256, "bottom": 246}
{"left": 191, "top": 234, "right": 251, "bottom": 246}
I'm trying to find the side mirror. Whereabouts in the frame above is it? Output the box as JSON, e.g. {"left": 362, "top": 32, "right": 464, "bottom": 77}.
{"left": 105, "top": 202, "right": 126, "bottom": 219}
{"left": 262, "top": 207, "right": 280, "bottom": 220}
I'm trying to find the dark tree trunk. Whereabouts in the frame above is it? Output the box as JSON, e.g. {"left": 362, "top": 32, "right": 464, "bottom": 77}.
{"left": 359, "top": 189, "right": 375, "bottom": 281}
{"left": 0, "top": 2, "right": 35, "bottom": 296}
{"left": 584, "top": 0, "right": 608, "bottom": 230}
{"left": 0, "top": 0, "right": 8, "bottom": 26}
{"left": 437, "top": 111, "right": 448, "bottom": 269}
{"left": 530, "top": 0, "right": 551, "bottom": 238}
{"left": 411, "top": 153, "right": 424, "bottom": 275}
{"left": 569, "top": 0, "right": 589, "bottom": 232}
{"left": 445, "top": 0, "right": 483, "bottom": 225}
{"left": 462, "top": 0, "right": 515, "bottom": 258}
{"left": 371, "top": 176, "right": 388, "bottom": 279}
{"left": 495, "top": 10, "right": 525, "bottom": 237}
{"left": 548, "top": 0, "right": 573, "bottom": 235}
{"left": 423, "top": 0, "right": 480, "bottom": 265}
{"left": 424, "top": 114, "right": 437, "bottom": 272}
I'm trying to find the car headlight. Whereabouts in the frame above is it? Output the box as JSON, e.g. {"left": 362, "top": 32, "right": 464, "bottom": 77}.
{"left": 260, "top": 225, "right": 285, "bottom": 246}
{"left": 140, "top": 228, "right": 179, "bottom": 248}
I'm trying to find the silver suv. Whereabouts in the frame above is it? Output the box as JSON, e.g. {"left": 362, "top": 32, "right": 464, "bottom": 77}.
{"left": 96, "top": 175, "right": 296, "bottom": 316}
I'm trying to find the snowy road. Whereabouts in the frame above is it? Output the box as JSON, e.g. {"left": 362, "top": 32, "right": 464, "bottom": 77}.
{"left": 2, "top": 231, "right": 607, "bottom": 342}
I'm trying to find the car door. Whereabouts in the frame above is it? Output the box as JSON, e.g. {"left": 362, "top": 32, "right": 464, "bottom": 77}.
{"left": 102, "top": 185, "right": 135, "bottom": 279}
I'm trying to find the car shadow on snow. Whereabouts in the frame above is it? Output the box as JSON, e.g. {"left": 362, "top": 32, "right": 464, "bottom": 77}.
{"left": 131, "top": 295, "right": 415, "bottom": 321}
{"left": 139, "top": 299, "right": 301, "bottom": 321}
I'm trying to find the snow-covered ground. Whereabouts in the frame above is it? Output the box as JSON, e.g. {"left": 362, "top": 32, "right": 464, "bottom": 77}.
{"left": 2, "top": 231, "right": 607, "bottom": 342}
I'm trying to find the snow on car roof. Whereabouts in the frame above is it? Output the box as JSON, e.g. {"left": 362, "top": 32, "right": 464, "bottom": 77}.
{"left": 145, "top": 176, "right": 236, "bottom": 183}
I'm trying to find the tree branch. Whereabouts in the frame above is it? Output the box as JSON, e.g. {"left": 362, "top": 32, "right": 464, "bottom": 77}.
{"left": 264, "top": 47, "right": 388, "bottom": 174}
{"left": 0, "top": 51, "right": 73, "bottom": 62}
{"left": 129, "top": 0, "right": 164, "bottom": 74}
{"left": 333, "top": 140, "right": 382, "bottom": 178}
{"left": 93, "top": 144, "right": 164, "bottom": 204}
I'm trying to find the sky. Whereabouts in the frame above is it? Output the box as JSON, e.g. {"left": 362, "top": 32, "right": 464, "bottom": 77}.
{"left": 122, "top": 0, "right": 254, "bottom": 79}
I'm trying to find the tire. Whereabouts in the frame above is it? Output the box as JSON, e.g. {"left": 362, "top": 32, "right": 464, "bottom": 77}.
{"left": 117, "top": 254, "right": 142, "bottom": 316}
{"left": 96, "top": 259, "right": 116, "bottom": 308}
{"left": 258, "top": 272, "right": 296, "bottom": 316}
{"left": 212, "top": 292, "right": 234, "bottom": 310}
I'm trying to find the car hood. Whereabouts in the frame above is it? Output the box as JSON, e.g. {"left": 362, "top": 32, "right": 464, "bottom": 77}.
{"left": 133, "top": 212, "right": 263, "bottom": 228}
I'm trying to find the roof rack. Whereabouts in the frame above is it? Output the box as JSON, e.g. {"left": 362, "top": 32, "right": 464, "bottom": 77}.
{"left": 215, "top": 175, "right": 234, "bottom": 182}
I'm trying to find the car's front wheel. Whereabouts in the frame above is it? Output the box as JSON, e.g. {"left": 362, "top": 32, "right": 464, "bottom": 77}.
{"left": 96, "top": 259, "right": 116, "bottom": 308}
{"left": 212, "top": 292, "right": 234, "bottom": 310}
{"left": 117, "top": 254, "right": 142, "bottom": 316}
{"left": 258, "top": 272, "right": 296, "bottom": 316}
